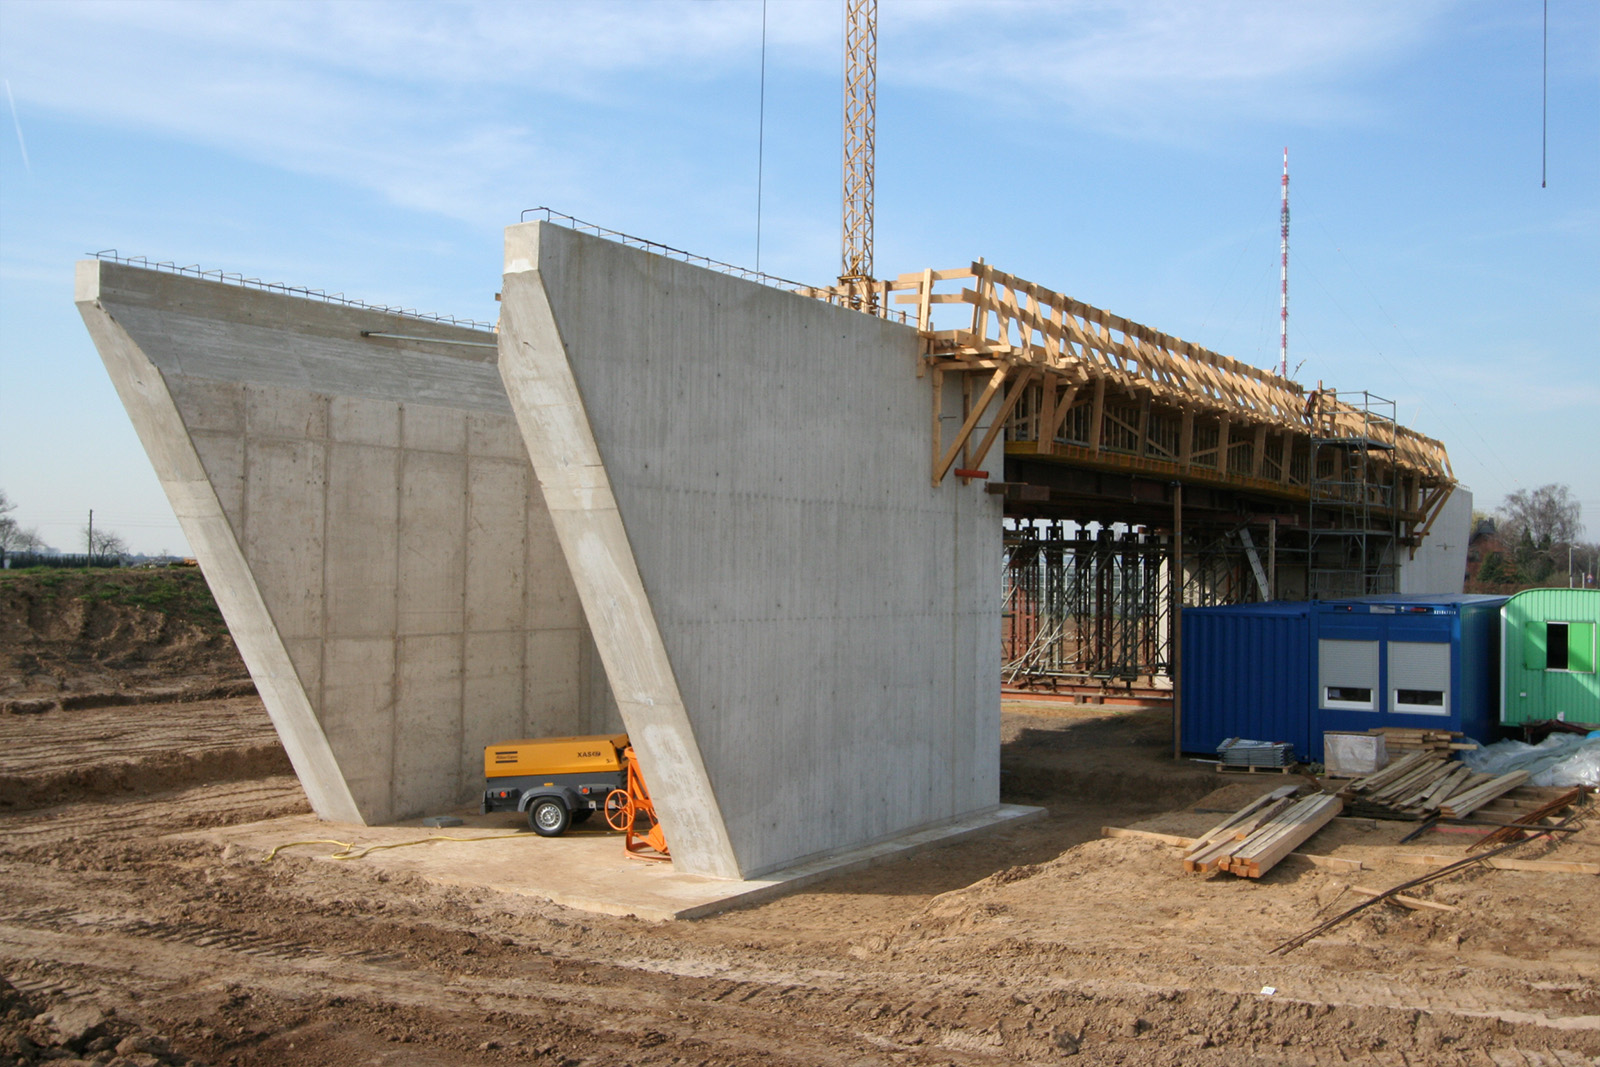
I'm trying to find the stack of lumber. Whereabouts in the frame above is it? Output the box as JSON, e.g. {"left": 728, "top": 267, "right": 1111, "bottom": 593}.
{"left": 1368, "top": 727, "right": 1476, "bottom": 756}
{"left": 1438, "top": 770, "right": 1531, "bottom": 818}
{"left": 1183, "top": 786, "right": 1344, "bottom": 878}
{"left": 1339, "top": 750, "right": 1528, "bottom": 820}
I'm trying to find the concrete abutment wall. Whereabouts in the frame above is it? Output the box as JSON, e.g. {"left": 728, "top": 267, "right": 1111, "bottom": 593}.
{"left": 498, "top": 223, "right": 1004, "bottom": 878}
{"left": 79, "top": 231, "right": 1009, "bottom": 881}
{"left": 76, "top": 261, "right": 618, "bottom": 825}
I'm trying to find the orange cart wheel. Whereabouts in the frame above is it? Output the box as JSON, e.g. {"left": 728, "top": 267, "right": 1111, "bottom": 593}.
{"left": 603, "top": 788, "right": 633, "bottom": 832}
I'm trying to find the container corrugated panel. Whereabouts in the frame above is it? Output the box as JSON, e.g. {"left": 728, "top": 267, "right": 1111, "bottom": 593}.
{"left": 1181, "top": 603, "right": 1312, "bottom": 758}
{"left": 1501, "top": 588, "right": 1600, "bottom": 725}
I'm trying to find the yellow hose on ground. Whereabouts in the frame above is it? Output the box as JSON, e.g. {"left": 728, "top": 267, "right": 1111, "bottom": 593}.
{"left": 264, "top": 833, "right": 526, "bottom": 862}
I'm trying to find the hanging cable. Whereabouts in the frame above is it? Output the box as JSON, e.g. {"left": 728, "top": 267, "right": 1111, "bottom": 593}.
{"left": 756, "top": 0, "right": 768, "bottom": 271}
{"left": 1542, "top": 0, "right": 1548, "bottom": 188}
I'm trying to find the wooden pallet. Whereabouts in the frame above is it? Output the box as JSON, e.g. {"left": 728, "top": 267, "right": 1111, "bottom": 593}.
{"left": 1216, "top": 763, "right": 1298, "bottom": 775}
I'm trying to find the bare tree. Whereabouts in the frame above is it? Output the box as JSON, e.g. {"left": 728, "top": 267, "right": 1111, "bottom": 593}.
{"left": 1498, "top": 484, "right": 1583, "bottom": 546}
{"left": 83, "top": 523, "right": 129, "bottom": 563}
{"left": 0, "top": 489, "right": 45, "bottom": 562}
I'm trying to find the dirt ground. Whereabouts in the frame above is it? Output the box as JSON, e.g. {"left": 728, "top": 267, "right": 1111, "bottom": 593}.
{"left": 3, "top": 573, "right": 1598, "bottom": 1066}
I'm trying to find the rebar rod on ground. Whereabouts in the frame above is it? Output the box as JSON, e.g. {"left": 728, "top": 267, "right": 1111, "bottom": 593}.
{"left": 1271, "top": 807, "right": 1585, "bottom": 954}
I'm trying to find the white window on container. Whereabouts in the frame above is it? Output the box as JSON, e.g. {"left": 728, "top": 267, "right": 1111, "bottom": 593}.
{"left": 1389, "top": 640, "right": 1451, "bottom": 716}
{"left": 1319, "top": 638, "right": 1378, "bottom": 710}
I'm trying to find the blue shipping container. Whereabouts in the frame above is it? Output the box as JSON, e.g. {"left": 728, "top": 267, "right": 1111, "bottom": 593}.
{"left": 1181, "top": 594, "right": 1507, "bottom": 763}
{"left": 1180, "top": 602, "right": 1313, "bottom": 761}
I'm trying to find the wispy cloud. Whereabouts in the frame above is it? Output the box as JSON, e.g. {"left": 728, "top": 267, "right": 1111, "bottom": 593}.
{"left": 0, "top": 0, "right": 1460, "bottom": 224}
{"left": 886, "top": 0, "right": 1456, "bottom": 138}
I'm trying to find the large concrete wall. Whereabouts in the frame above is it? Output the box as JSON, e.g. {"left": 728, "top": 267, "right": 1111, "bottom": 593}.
{"left": 499, "top": 223, "right": 1003, "bottom": 879}
{"left": 77, "top": 261, "right": 618, "bottom": 825}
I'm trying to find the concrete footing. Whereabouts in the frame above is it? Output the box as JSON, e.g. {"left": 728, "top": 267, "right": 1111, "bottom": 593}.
{"left": 177, "top": 803, "right": 1044, "bottom": 922}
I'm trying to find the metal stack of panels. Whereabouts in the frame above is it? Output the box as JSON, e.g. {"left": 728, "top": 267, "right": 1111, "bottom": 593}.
{"left": 1217, "top": 737, "right": 1296, "bottom": 768}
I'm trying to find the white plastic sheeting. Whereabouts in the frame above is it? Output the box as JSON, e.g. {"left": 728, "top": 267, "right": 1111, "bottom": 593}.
{"left": 1463, "top": 733, "right": 1600, "bottom": 788}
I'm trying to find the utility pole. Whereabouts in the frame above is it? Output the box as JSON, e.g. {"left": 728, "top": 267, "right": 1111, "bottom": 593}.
{"left": 87, "top": 509, "right": 94, "bottom": 562}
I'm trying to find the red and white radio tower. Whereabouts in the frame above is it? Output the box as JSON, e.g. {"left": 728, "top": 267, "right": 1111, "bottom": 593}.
{"left": 1279, "top": 147, "right": 1290, "bottom": 379}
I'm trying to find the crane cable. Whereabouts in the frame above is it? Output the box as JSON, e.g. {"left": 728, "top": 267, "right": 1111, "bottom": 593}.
{"left": 756, "top": 0, "right": 768, "bottom": 271}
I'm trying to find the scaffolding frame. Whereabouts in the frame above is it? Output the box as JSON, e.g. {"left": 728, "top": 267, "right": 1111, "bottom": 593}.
{"left": 1307, "top": 390, "right": 1400, "bottom": 598}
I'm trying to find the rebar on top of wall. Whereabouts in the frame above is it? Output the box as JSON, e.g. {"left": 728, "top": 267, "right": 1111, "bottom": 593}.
{"left": 1002, "top": 520, "right": 1256, "bottom": 689}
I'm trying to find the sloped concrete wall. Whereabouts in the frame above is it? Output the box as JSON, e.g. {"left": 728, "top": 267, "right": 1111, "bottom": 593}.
{"left": 499, "top": 223, "right": 1003, "bottom": 879}
{"left": 77, "top": 261, "right": 617, "bottom": 825}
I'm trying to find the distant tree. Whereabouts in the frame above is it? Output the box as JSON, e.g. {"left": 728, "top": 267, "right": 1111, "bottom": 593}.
{"left": 1499, "top": 484, "right": 1584, "bottom": 585}
{"left": 83, "top": 523, "right": 129, "bottom": 563}
{"left": 0, "top": 490, "right": 16, "bottom": 556}
{"left": 1499, "top": 484, "right": 1583, "bottom": 546}
{"left": 0, "top": 489, "right": 45, "bottom": 562}
{"left": 1477, "top": 551, "right": 1509, "bottom": 583}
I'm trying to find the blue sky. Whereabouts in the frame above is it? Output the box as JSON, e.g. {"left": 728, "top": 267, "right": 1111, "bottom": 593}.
{"left": 1, "top": 0, "right": 1595, "bottom": 554}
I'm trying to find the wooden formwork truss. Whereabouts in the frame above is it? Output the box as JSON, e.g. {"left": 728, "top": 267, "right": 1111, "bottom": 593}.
{"left": 800, "top": 262, "right": 1456, "bottom": 546}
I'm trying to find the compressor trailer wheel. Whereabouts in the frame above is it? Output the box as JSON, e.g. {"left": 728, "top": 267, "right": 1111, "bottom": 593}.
{"left": 527, "top": 797, "right": 571, "bottom": 838}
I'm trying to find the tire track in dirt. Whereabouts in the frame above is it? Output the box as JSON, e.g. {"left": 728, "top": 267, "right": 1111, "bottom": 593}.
{"left": 1, "top": 701, "right": 274, "bottom": 771}
{"left": 0, "top": 913, "right": 990, "bottom": 1066}
{"left": 6, "top": 691, "right": 1599, "bottom": 1066}
{"left": 2, "top": 778, "right": 308, "bottom": 852}
{"left": 10, "top": 888, "right": 1587, "bottom": 1067}
{"left": 0, "top": 697, "right": 289, "bottom": 810}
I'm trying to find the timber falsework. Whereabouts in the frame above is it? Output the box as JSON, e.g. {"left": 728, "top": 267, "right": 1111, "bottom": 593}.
{"left": 801, "top": 263, "right": 1456, "bottom": 547}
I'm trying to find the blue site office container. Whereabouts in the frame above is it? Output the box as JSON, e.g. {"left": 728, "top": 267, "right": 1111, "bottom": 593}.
{"left": 1181, "top": 594, "right": 1507, "bottom": 763}
{"left": 1180, "top": 602, "right": 1314, "bottom": 761}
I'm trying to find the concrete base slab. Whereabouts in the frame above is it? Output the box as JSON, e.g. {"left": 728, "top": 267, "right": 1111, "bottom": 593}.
{"left": 170, "top": 803, "right": 1044, "bottom": 922}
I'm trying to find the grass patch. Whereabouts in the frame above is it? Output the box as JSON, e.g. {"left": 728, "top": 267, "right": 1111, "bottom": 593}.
{"left": 1, "top": 568, "right": 227, "bottom": 634}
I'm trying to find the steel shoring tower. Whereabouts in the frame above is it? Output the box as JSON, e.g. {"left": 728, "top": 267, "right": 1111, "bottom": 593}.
{"left": 1002, "top": 520, "right": 1285, "bottom": 692}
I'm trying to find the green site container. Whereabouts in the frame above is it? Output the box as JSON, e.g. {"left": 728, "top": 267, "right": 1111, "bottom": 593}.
{"left": 1500, "top": 588, "right": 1600, "bottom": 726}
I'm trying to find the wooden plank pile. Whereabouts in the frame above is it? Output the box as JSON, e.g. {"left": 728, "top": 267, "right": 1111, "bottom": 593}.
{"left": 1368, "top": 727, "right": 1476, "bottom": 756}
{"left": 1466, "top": 785, "right": 1588, "bottom": 846}
{"left": 1338, "top": 749, "right": 1528, "bottom": 820}
{"left": 1183, "top": 785, "right": 1344, "bottom": 878}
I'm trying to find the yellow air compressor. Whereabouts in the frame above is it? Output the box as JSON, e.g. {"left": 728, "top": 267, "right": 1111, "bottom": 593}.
{"left": 481, "top": 733, "right": 630, "bottom": 837}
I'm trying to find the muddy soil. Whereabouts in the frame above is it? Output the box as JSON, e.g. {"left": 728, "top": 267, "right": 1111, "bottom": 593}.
{"left": 2, "top": 576, "right": 1597, "bottom": 1066}
{"left": 0, "top": 570, "right": 250, "bottom": 712}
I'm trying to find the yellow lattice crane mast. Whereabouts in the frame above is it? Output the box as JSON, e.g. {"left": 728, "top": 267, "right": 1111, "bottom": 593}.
{"left": 840, "top": 0, "right": 877, "bottom": 308}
